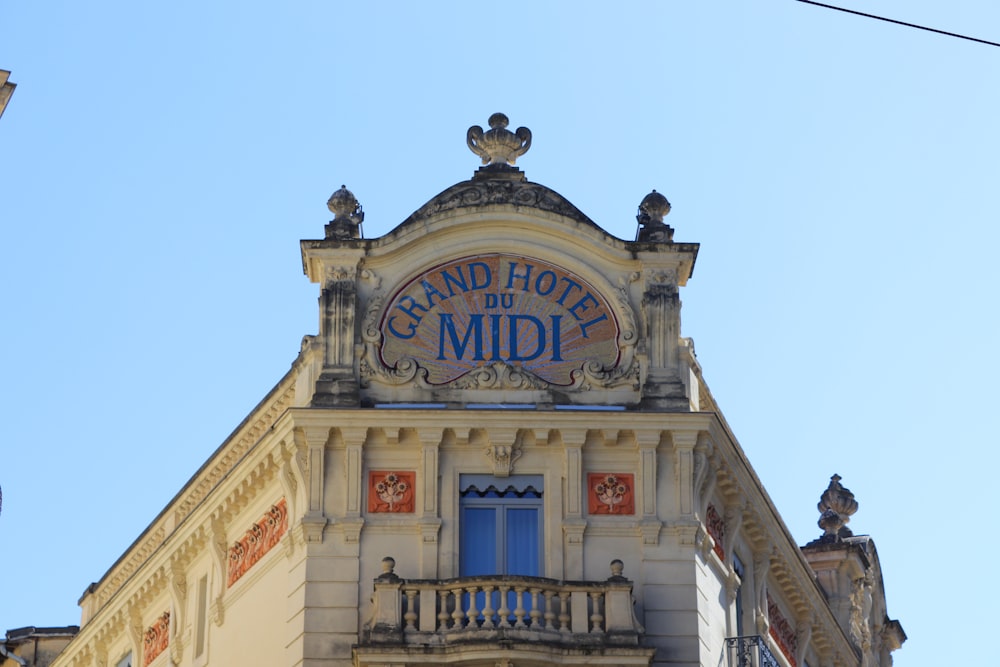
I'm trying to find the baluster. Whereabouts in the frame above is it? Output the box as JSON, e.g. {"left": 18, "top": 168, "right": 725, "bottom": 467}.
{"left": 481, "top": 584, "right": 496, "bottom": 629}
{"left": 513, "top": 586, "right": 527, "bottom": 627}
{"left": 589, "top": 591, "right": 604, "bottom": 633}
{"left": 542, "top": 589, "right": 556, "bottom": 631}
{"left": 465, "top": 585, "right": 480, "bottom": 628}
{"left": 403, "top": 588, "right": 418, "bottom": 633}
{"left": 451, "top": 586, "right": 465, "bottom": 627}
{"left": 497, "top": 585, "right": 511, "bottom": 628}
{"left": 437, "top": 589, "right": 450, "bottom": 631}
{"left": 558, "top": 591, "right": 571, "bottom": 634}
{"left": 529, "top": 588, "right": 542, "bottom": 628}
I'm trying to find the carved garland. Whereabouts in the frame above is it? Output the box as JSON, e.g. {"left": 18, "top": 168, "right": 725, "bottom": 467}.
{"left": 142, "top": 612, "right": 169, "bottom": 666}
{"left": 705, "top": 503, "right": 725, "bottom": 561}
{"left": 767, "top": 593, "right": 798, "bottom": 667}
{"left": 227, "top": 499, "right": 289, "bottom": 587}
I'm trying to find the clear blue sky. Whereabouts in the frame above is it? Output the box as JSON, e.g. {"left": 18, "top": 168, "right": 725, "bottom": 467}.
{"left": 3, "top": 3, "right": 998, "bottom": 664}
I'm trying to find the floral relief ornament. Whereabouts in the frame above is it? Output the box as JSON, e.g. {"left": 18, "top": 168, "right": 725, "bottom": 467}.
{"left": 368, "top": 471, "right": 415, "bottom": 513}
{"left": 587, "top": 473, "right": 635, "bottom": 515}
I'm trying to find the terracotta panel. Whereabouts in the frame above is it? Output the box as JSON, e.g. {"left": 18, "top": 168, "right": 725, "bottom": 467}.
{"left": 587, "top": 473, "right": 635, "bottom": 515}
{"left": 368, "top": 471, "right": 415, "bottom": 513}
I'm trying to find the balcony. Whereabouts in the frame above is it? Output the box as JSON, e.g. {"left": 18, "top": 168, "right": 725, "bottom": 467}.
{"left": 355, "top": 557, "right": 656, "bottom": 667}
{"left": 726, "top": 635, "right": 781, "bottom": 667}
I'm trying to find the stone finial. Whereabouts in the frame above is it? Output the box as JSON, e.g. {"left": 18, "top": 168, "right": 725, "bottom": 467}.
{"left": 636, "top": 189, "right": 674, "bottom": 242}
{"left": 816, "top": 474, "right": 859, "bottom": 542}
{"left": 377, "top": 556, "right": 400, "bottom": 581}
{"left": 467, "top": 113, "right": 532, "bottom": 167}
{"left": 609, "top": 559, "right": 626, "bottom": 580}
{"left": 325, "top": 185, "right": 364, "bottom": 239}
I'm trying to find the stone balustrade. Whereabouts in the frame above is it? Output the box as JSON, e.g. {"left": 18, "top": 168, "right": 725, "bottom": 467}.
{"left": 364, "top": 557, "right": 644, "bottom": 648}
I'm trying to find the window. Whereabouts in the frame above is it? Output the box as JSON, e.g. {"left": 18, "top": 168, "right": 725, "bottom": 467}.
{"left": 194, "top": 574, "right": 208, "bottom": 658}
{"left": 459, "top": 475, "right": 543, "bottom": 577}
{"left": 733, "top": 553, "right": 745, "bottom": 638}
{"left": 116, "top": 652, "right": 132, "bottom": 667}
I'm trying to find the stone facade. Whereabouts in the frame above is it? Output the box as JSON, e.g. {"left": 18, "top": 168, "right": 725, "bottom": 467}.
{"left": 44, "top": 115, "right": 902, "bottom": 667}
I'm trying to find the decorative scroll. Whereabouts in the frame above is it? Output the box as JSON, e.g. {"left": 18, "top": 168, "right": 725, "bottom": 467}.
{"left": 227, "top": 499, "right": 289, "bottom": 588}
{"left": 143, "top": 612, "right": 170, "bottom": 666}
{"left": 767, "top": 593, "right": 798, "bottom": 667}
{"left": 367, "top": 471, "right": 415, "bottom": 513}
{"left": 587, "top": 473, "right": 635, "bottom": 515}
{"left": 705, "top": 504, "right": 725, "bottom": 560}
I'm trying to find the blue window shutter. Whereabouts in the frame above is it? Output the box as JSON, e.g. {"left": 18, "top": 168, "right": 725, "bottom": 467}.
{"left": 460, "top": 506, "right": 497, "bottom": 576}
{"left": 505, "top": 507, "right": 539, "bottom": 576}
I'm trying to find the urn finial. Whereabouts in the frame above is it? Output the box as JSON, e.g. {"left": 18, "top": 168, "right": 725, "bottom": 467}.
{"left": 467, "top": 113, "right": 532, "bottom": 167}
{"left": 325, "top": 184, "right": 364, "bottom": 239}
{"left": 815, "top": 474, "right": 859, "bottom": 542}
{"left": 636, "top": 189, "right": 674, "bottom": 242}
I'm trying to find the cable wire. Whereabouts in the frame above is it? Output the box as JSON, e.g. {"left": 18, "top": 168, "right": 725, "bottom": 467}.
{"left": 797, "top": 0, "right": 1000, "bottom": 48}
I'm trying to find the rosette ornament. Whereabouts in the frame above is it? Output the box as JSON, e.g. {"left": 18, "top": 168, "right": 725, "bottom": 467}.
{"left": 467, "top": 113, "right": 532, "bottom": 166}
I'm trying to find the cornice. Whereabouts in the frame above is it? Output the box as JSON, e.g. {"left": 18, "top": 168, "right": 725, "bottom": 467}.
{"left": 78, "top": 373, "right": 297, "bottom": 634}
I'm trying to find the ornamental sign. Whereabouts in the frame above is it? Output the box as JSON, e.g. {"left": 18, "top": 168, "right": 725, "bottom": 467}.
{"left": 379, "top": 254, "right": 620, "bottom": 386}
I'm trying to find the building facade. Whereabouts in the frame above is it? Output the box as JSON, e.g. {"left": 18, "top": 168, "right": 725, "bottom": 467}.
{"left": 47, "top": 114, "right": 903, "bottom": 667}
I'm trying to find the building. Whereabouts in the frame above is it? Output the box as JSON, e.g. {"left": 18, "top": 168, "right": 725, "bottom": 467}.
{"left": 46, "top": 114, "right": 903, "bottom": 667}
{"left": 0, "top": 70, "right": 15, "bottom": 120}
{"left": 2, "top": 626, "right": 78, "bottom": 667}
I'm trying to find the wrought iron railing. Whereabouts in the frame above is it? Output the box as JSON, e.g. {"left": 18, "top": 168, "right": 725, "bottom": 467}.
{"left": 726, "top": 635, "right": 781, "bottom": 667}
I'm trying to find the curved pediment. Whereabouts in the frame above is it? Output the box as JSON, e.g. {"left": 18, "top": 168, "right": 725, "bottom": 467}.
{"left": 402, "top": 170, "right": 597, "bottom": 230}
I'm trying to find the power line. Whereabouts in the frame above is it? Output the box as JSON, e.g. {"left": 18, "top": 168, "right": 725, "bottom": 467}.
{"left": 797, "top": 0, "right": 1000, "bottom": 48}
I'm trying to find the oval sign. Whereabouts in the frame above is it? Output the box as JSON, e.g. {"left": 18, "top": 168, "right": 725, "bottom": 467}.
{"left": 379, "top": 254, "right": 620, "bottom": 386}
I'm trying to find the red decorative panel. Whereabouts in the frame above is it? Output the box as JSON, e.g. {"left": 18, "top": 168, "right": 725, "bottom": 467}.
{"left": 368, "top": 471, "right": 415, "bottom": 513}
{"left": 767, "top": 593, "right": 798, "bottom": 667}
{"left": 587, "top": 473, "right": 635, "bottom": 515}
{"left": 706, "top": 503, "right": 725, "bottom": 560}
{"left": 227, "top": 498, "right": 289, "bottom": 588}
{"left": 143, "top": 612, "right": 169, "bottom": 666}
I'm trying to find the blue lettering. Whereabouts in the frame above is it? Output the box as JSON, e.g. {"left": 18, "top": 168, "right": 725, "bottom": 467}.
{"left": 508, "top": 315, "right": 546, "bottom": 362}
{"left": 535, "top": 270, "right": 556, "bottom": 296}
{"left": 438, "top": 314, "right": 484, "bottom": 361}
{"left": 387, "top": 316, "right": 418, "bottom": 339}
{"left": 506, "top": 262, "right": 534, "bottom": 291}
{"left": 484, "top": 294, "right": 498, "bottom": 309}
{"left": 568, "top": 293, "right": 599, "bottom": 321}
{"left": 421, "top": 280, "right": 448, "bottom": 308}
{"left": 550, "top": 315, "right": 563, "bottom": 361}
{"left": 500, "top": 293, "right": 515, "bottom": 308}
{"left": 469, "top": 262, "right": 492, "bottom": 290}
{"left": 441, "top": 266, "right": 468, "bottom": 296}
{"left": 556, "top": 277, "right": 583, "bottom": 305}
{"left": 489, "top": 313, "right": 502, "bottom": 360}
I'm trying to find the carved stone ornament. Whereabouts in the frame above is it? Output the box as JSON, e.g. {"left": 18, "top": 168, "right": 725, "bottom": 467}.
{"left": 143, "top": 612, "right": 170, "bottom": 666}
{"left": 636, "top": 189, "right": 674, "bottom": 242}
{"left": 404, "top": 178, "right": 594, "bottom": 227}
{"left": 814, "top": 474, "right": 859, "bottom": 543}
{"left": 467, "top": 112, "right": 531, "bottom": 166}
{"left": 484, "top": 443, "right": 523, "bottom": 477}
{"left": 587, "top": 473, "right": 636, "bottom": 515}
{"left": 325, "top": 184, "right": 364, "bottom": 240}
{"left": 227, "top": 499, "right": 289, "bottom": 587}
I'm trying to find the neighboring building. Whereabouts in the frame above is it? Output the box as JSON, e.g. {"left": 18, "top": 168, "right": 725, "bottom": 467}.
{"left": 0, "top": 70, "right": 15, "bottom": 120}
{"left": 46, "top": 114, "right": 903, "bottom": 667}
{"left": 1, "top": 626, "right": 79, "bottom": 667}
